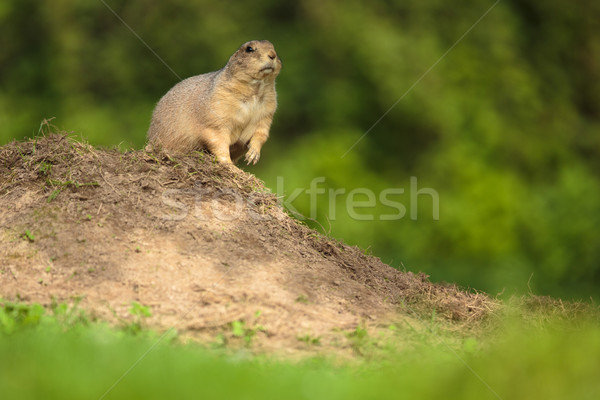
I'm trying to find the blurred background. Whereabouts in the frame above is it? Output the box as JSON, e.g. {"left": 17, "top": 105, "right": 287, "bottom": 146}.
{"left": 1, "top": 0, "right": 598, "bottom": 299}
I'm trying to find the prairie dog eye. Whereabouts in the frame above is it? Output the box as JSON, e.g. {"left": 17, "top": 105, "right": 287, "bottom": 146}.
{"left": 245, "top": 46, "right": 255, "bottom": 53}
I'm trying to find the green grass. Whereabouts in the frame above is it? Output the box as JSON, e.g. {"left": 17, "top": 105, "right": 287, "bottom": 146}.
{"left": 0, "top": 301, "right": 599, "bottom": 400}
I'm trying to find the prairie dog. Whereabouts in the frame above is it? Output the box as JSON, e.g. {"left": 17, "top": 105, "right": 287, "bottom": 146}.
{"left": 147, "top": 40, "right": 282, "bottom": 164}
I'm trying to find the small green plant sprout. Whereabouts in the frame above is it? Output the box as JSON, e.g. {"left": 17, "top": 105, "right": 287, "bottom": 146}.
{"left": 0, "top": 300, "right": 90, "bottom": 335}
{"left": 295, "top": 294, "right": 309, "bottom": 304}
{"left": 346, "top": 325, "right": 372, "bottom": 355}
{"left": 231, "top": 320, "right": 246, "bottom": 337}
{"left": 0, "top": 302, "right": 46, "bottom": 334}
{"left": 47, "top": 189, "right": 61, "bottom": 203}
{"left": 22, "top": 230, "right": 35, "bottom": 242}
{"left": 193, "top": 150, "right": 205, "bottom": 161}
{"left": 213, "top": 333, "right": 227, "bottom": 348}
{"left": 38, "top": 161, "right": 52, "bottom": 176}
{"left": 129, "top": 301, "right": 152, "bottom": 318}
{"left": 48, "top": 299, "right": 90, "bottom": 327}
{"left": 347, "top": 325, "right": 368, "bottom": 340}
{"left": 297, "top": 334, "right": 321, "bottom": 345}
{"left": 46, "top": 179, "right": 99, "bottom": 203}
{"left": 123, "top": 301, "right": 152, "bottom": 335}
{"left": 230, "top": 317, "right": 266, "bottom": 346}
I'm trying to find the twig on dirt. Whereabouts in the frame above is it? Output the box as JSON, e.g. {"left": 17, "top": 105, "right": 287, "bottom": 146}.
{"left": 150, "top": 177, "right": 165, "bottom": 188}
{"left": 100, "top": 170, "right": 123, "bottom": 197}
{"left": 127, "top": 173, "right": 151, "bottom": 185}
{"left": 6, "top": 266, "right": 18, "bottom": 281}
{"left": 0, "top": 187, "right": 13, "bottom": 198}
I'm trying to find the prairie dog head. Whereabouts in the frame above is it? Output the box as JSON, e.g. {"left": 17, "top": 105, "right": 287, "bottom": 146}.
{"left": 226, "top": 40, "right": 282, "bottom": 82}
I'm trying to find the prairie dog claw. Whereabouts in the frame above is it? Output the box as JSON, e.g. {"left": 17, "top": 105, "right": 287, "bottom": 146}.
{"left": 245, "top": 148, "right": 260, "bottom": 165}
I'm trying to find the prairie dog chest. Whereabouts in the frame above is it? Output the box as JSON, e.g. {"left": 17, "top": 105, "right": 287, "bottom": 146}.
{"left": 238, "top": 95, "right": 265, "bottom": 122}
{"left": 229, "top": 85, "right": 271, "bottom": 142}
{"left": 230, "top": 96, "right": 264, "bottom": 143}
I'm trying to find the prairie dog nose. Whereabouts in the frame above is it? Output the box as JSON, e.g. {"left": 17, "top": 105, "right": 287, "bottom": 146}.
{"left": 268, "top": 51, "right": 276, "bottom": 60}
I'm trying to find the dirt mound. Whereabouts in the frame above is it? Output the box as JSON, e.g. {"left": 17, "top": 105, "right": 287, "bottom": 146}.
{"left": 0, "top": 131, "right": 494, "bottom": 355}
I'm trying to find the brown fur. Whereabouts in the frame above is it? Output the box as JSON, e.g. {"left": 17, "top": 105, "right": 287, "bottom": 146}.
{"left": 146, "top": 40, "right": 282, "bottom": 164}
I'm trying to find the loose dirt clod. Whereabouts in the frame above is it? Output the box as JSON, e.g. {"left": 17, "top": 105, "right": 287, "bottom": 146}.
{"left": 0, "top": 131, "right": 496, "bottom": 356}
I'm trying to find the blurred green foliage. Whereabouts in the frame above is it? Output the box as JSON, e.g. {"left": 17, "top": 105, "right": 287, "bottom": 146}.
{"left": 1, "top": 300, "right": 600, "bottom": 399}
{"left": 1, "top": 0, "right": 599, "bottom": 298}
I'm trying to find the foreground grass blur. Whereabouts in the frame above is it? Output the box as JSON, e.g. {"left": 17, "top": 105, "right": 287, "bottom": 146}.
{"left": 1, "top": 300, "right": 598, "bottom": 400}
